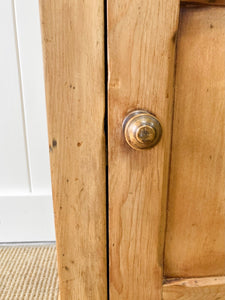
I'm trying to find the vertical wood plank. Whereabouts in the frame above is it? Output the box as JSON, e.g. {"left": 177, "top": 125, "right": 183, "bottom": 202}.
{"left": 107, "top": 1, "right": 179, "bottom": 298}
{"left": 39, "top": 1, "right": 107, "bottom": 299}
{"left": 164, "top": 7, "right": 225, "bottom": 278}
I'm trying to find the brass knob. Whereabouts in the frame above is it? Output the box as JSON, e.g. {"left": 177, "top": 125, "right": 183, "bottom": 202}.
{"left": 122, "top": 110, "right": 162, "bottom": 150}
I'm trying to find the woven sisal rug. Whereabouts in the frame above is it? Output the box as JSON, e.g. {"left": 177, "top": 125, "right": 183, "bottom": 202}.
{"left": 0, "top": 245, "right": 59, "bottom": 300}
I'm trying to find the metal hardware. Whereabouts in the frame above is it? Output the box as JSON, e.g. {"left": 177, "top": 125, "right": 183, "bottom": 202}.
{"left": 122, "top": 110, "right": 162, "bottom": 150}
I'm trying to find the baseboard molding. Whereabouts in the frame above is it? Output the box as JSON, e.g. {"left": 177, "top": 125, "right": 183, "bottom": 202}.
{"left": 0, "top": 195, "right": 55, "bottom": 242}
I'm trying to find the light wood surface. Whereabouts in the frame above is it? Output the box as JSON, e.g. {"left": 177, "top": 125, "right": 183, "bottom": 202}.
{"left": 181, "top": 0, "right": 225, "bottom": 5}
{"left": 164, "top": 7, "right": 225, "bottom": 277}
{"left": 39, "top": 1, "right": 107, "bottom": 299}
{"left": 163, "top": 276, "right": 225, "bottom": 300}
{"left": 107, "top": 0, "right": 179, "bottom": 298}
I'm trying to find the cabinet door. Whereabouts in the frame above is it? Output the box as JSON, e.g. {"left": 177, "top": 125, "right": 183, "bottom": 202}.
{"left": 108, "top": 2, "right": 225, "bottom": 300}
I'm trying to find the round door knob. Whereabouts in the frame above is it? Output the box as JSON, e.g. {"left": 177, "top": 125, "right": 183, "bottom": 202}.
{"left": 122, "top": 110, "right": 162, "bottom": 150}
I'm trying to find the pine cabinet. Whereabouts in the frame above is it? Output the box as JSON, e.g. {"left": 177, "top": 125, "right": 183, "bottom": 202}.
{"left": 40, "top": 1, "right": 225, "bottom": 299}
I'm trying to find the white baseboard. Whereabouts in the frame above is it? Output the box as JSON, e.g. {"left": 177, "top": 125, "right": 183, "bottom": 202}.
{"left": 0, "top": 195, "right": 56, "bottom": 243}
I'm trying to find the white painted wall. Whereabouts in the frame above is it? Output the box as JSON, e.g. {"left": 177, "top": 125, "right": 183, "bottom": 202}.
{"left": 0, "top": 0, "right": 55, "bottom": 242}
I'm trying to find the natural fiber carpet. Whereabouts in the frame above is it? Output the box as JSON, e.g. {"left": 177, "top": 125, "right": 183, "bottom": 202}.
{"left": 0, "top": 245, "right": 59, "bottom": 300}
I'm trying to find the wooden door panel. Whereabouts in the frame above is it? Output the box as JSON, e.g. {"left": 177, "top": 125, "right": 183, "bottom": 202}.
{"left": 107, "top": 0, "right": 179, "bottom": 298}
{"left": 40, "top": 1, "right": 107, "bottom": 299}
{"left": 164, "top": 7, "right": 225, "bottom": 278}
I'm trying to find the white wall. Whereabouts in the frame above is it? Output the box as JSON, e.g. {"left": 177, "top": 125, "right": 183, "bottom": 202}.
{"left": 0, "top": 0, "right": 55, "bottom": 242}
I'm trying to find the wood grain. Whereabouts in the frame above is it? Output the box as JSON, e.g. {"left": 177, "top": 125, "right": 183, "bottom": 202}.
{"left": 163, "top": 276, "right": 225, "bottom": 300}
{"left": 107, "top": 0, "right": 180, "bottom": 298}
{"left": 164, "top": 7, "right": 225, "bottom": 277}
{"left": 181, "top": 0, "right": 225, "bottom": 6}
{"left": 39, "top": 1, "right": 107, "bottom": 299}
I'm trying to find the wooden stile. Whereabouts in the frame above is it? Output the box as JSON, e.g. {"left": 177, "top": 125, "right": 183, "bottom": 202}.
{"left": 107, "top": 0, "right": 180, "bottom": 298}
{"left": 39, "top": 1, "right": 107, "bottom": 299}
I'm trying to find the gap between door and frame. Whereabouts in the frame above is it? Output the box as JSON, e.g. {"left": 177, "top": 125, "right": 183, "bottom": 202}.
{"left": 104, "top": 1, "right": 110, "bottom": 299}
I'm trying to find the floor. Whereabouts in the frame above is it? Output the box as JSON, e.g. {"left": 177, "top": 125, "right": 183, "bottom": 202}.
{"left": 0, "top": 245, "right": 59, "bottom": 300}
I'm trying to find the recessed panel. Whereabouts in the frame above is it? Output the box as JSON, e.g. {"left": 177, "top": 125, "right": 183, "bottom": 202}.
{"left": 164, "top": 7, "right": 225, "bottom": 277}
